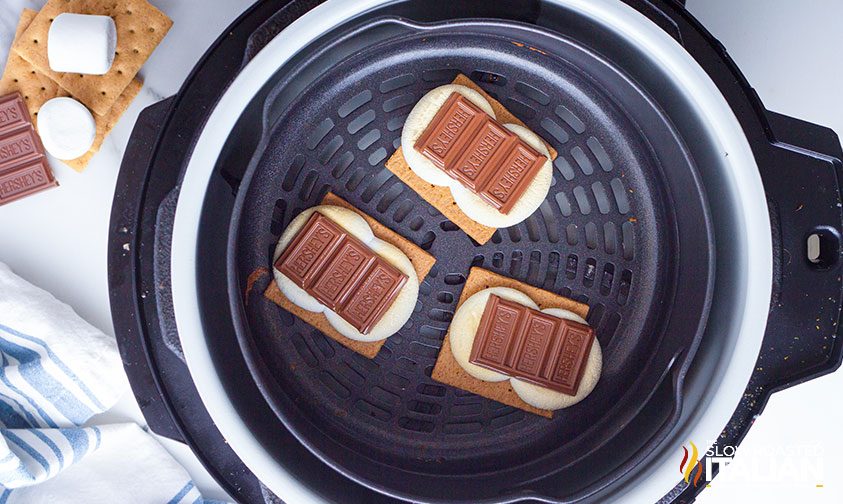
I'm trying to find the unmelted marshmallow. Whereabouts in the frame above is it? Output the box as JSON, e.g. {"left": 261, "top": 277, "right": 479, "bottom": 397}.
{"left": 48, "top": 13, "right": 117, "bottom": 75}
{"left": 37, "top": 97, "right": 96, "bottom": 160}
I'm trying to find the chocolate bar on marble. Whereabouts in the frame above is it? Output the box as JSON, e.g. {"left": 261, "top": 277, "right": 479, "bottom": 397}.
{"left": 0, "top": 92, "right": 57, "bottom": 206}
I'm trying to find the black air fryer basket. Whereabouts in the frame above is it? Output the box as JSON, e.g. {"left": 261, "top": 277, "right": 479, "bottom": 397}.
{"left": 108, "top": 1, "right": 843, "bottom": 503}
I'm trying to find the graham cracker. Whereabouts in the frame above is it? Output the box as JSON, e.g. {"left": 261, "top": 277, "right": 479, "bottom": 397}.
{"left": 385, "top": 74, "right": 558, "bottom": 245}
{"left": 63, "top": 77, "right": 142, "bottom": 171}
{"left": 264, "top": 193, "right": 436, "bottom": 359}
{"left": 13, "top": 0, "right": 171, "bottom": 116}
{"left": 431, "top": 267, "right": 589, "bottom": 418}
{"left": 0, "top": 10, "right": 65, "bottom": 117}
{"left": 0, "top": 8, "right": 143, "bottom": 172}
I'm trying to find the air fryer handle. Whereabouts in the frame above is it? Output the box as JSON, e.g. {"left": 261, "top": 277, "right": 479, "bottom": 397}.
{"left": 110, "top": 97, "right": 186, "bottom": 443}
{"left": 757, "top": 111, "right": 843, "bottom": 396}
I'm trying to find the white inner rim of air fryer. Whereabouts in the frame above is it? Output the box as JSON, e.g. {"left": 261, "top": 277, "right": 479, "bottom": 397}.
{"left": 170, "top": 0, "right": 773, "bottom": 502}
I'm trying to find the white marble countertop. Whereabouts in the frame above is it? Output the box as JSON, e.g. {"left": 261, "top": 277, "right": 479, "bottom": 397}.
{"left": 0, "top": 1, "right": 841, "bottom": 503}
{"left": 0, "top": 1, "right": 255, "bottom": 501}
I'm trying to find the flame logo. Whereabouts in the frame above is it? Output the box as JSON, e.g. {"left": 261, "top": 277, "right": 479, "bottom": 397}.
{"left": 679, "top": 441, "right": 704, "bottom": 487}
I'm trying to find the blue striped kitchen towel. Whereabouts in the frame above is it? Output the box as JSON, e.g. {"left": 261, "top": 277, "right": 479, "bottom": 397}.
{"left": 0, "top": 262, "right": 226, "bottom": 503}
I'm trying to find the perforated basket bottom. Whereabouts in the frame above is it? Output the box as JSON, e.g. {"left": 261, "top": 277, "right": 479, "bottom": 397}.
{"left": 231, "top": 22, "right": 705, "bottom": 489}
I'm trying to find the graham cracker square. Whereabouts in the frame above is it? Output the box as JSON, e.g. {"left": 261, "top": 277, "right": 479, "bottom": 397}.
{"left": 0, "top": 8, "right": 143, "bottom": 172}
{"left": 13, "top": 0, "right": 171, "bottom": 116}
{"left": 63, "top": 78, "right": 142, "bottom": 171}
{"left": 264, "top": 192, "right": 436, "bottom": 358}
{"left": 0, "top": 10, "right": 64, "bottom": 116}
{"left": 431, "top": 267, "right": 589, "bottom": 418}
{"left": 385, "top": 74, "right": 557, "bottom": 244}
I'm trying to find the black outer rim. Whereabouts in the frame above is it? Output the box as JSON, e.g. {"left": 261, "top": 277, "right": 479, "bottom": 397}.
{"left": 107, "top": 1, "right": 843, "bottom": 503}
{"left": 646, "top": 2, "right": 843, "bottom": 502}
{"left": 107, "top": 2, "right": 339, "bottom": 503}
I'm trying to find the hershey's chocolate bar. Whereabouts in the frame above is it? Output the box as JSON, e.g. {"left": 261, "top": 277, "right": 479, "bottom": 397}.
{"left": 0, "top": 93, "right": 57, "bottom": 205}
{"left": 469, "top": 294, "right": 594, "bottom": 395}
{"left": 0, "top": 128, "right": 43, "bottom": 168}
{"left": 414, "top": 93, "right": 546, "bottom": 214}
{"left": 0, "top": 93, "right": 29, "bottom": 134}
{"left": 0, "top": 160, "right": 55, "bottom": 203}
{"left": 275, "top": 211, "right": 408, "bottom": 334}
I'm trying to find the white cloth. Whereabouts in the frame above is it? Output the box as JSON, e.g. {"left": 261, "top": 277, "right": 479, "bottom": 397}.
{"left": 0, "top": 262, "right": 225, "bottom": 503}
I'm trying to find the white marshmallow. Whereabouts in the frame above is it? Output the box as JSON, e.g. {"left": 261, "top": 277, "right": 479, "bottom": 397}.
{"left": 273, "top": 205, "right": 419, "bottom": 342}
{"left": 48, "top": 13, "right": 117, "bottom": 75}
{"left": 37, "top": 97, "right": 96, "bottom": 160}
